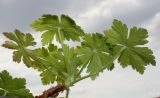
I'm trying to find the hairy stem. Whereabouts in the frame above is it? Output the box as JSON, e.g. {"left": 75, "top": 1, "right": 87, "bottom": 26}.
{"left": 0, "top": 88, "right": 8, "bottom": 96}
{"left": 3, "top": 91, "right": 7, "bottom": 96}
{"left": 65, "top": 89, "right": 70, "bottom": 98}
{"left": 58, "top": 27, "right": 68, "bottom": 74}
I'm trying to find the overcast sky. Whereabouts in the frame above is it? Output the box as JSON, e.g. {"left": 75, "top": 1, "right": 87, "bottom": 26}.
{"left": 0, "top": 0, "right": 160, "bottom": 98}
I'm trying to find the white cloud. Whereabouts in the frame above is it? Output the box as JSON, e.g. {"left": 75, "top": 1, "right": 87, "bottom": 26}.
{"left": 75, "top": 0, "right": 159, "bottom": 33}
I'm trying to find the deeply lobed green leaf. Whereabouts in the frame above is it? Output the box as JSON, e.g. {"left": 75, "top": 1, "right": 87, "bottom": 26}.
{"left": 105, "top": 19, "right": 156, "bottom": 74}
{"left": 0, "top": 70, "right": 33, "bottom": 98}
{"left": 31, "top": 14, "right": 84, "bottom": 45}
{"left": 76, "top": 33, "right": 114, "bottom": 79}
{"left": 2, "top": 29, "right": 36, "bottom": 67}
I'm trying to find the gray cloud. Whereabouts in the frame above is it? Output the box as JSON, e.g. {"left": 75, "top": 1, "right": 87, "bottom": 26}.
{"left": 0, "top": 0, "right": 100, "bottom": 32}
{"left": 1, "top": 0, "right": 160, "bottom": 33}
{"left": 0, "top": 0, "right": 68, "bottom": 32}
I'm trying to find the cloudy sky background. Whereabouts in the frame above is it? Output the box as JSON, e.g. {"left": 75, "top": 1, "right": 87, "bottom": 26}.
{"left": 0, "top": 0, "right": 160, "bottom": 98}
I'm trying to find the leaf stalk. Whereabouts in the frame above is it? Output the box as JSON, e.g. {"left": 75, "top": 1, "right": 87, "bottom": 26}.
{"left": 65, "top": 88, "right": 70, "bottom": 98}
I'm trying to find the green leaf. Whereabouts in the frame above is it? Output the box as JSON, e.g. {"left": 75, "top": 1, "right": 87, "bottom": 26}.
{"left": 77, "top": 33, "right": 113, "bottom": 79}
{"left": 105, "top": 19, "right": 156, "bottom": 74}
{"left": 111, "top": 19, "right": 128, "bottom": 44}
{"left": 31, "top": 14, "right": 84, "bottom": 45}
{"left": 2, "top": 41, "right": 18, "bottom": 49}
{"left": 2, "top": 15, "right": 156, "bottom": 93}
{"left": 3, "top": 32, "right": 18, "bottom": 42}
{"left": 40, "top": 69, "right": 56, "bottom": 85}
{"left": 25, "top": 33, "right": 37, "bottom": 46}
{"left": 13, "top": 51, "right": 22, "bottom": 63}
{"left": 128, "top": 27, "right": 148, "bottom": 46}
{"left": 31, "top": 45, "right": 62, "bottom": 70}
{"left": 30, "top": 44, "right": 67, "bottom": 85}
{"left": 0, "top": 70, "right": 34, "bottom": 98}
{"left": 63, "top": 44, "right": 81, "bottom": 77}
{"left": 31, "top": 44, "right": 81, "bottom": 85}
{"left": 2, "top": 29, "right": 36, "bottom": 67}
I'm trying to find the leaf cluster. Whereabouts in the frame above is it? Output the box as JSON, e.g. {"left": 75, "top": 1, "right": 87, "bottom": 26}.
{"left": 1, "top": 14, "right": 156, "bottom": 98}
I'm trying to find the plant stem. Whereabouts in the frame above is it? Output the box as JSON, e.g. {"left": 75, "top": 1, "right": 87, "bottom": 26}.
{"left": 57, "top": 27, "right": 68, "bottom": 73}
{"left": 0, "top": 88, "right": 8, "bottom": 96}
{"left": 65, "top": 89, "right": 70, "bottom": 98}
{"left": 3, "top": 91, "right": 7, "bottom": 96}
{"left": 71, "top": 46, "right": 126, "bottom": 85}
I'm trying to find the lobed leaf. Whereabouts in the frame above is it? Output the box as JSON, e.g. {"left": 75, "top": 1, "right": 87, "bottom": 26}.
{"left": 31, "top": 14, "right": 84, "bottom": 45}
{"left": 76, "top": 33, "right": 113, "bottom": 79}
{"left": 105, "top": 19, "right": 156, "bottom": 74}
{"left": 2, "top": 29, "right": 36, "bottom": 67}
{"left": 0, "top": 70, "right": 34, "bottom": 98}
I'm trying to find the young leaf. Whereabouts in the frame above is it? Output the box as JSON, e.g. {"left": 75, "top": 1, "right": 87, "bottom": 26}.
{"left": 77, "top": 33, "right": 113, "bottom": 79}
{"left": 62, "top": 44, "right": 82, "bottom": 83}
{"left": 0, "top": 70, "right": 34, "bottom": 98}
{"left": 2, "top": 30, "right": 36, "bottom": 67}
{"left": 105, "top": 19, "right": 156, "bottom": 74}
{"left": 30, "top": 44, "right": 81, "bottom": 86}
{"left": 31, "top": 14, "right": 84, "bottom": 45}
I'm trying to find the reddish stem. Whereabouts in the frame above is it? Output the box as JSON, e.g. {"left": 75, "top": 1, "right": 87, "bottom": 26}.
{"left": 35, "top": 85, "right": 65, "bottom": 98}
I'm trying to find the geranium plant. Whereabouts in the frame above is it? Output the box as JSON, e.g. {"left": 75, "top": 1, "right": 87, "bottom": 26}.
{"left": 0, "top": 14, "right": 156, "bottom": 98}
